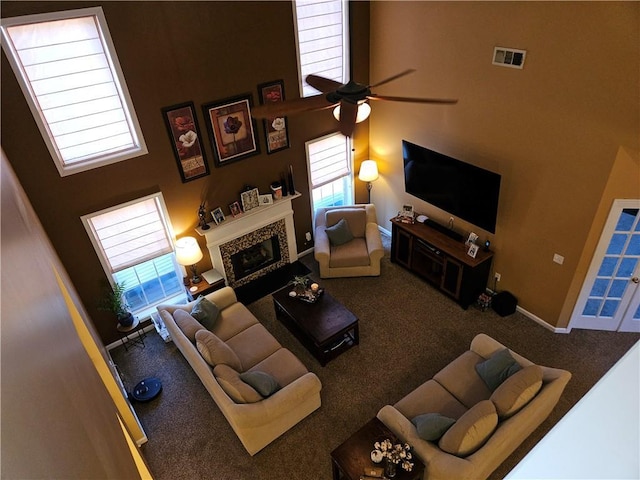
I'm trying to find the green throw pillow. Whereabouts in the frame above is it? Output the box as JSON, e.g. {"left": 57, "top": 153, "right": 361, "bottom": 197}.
{"left": 412, "top": 413, "right": 456, "bottom": 441}
{"left": 190, "top": 296, "right": 220, "bottom": 330}
{"left": 325, "top": 218, "right": 354, "bottom": 246}
{"left": 239, "top": 371, "right": 281, "bottom": 397}
{"left": 475, "top": 348, "right": 522, "bottom": 391}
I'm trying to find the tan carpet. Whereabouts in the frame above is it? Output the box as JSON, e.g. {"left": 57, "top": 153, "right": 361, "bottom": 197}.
{"left": 111, "top": 234, "right": 639, "bottom": 479}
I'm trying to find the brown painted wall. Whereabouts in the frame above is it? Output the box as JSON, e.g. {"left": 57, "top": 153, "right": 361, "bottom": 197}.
{"left": 1, "top": 1, "right": 370, "bottom": 345}
{"left": 369, "top": 1, "right": 639, "bottom": 328}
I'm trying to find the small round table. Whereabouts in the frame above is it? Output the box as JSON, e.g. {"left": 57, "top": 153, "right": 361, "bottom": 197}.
{"left": 116, "top": 318, "right": 146, "bottom": 351}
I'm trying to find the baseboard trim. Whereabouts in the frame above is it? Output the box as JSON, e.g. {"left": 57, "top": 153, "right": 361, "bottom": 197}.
{"left": 516, "top": 305, "right": 570, "bottom": 334}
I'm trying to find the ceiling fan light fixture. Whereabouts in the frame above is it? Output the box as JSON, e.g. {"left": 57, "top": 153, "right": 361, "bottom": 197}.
{"left": 333, "top": 101, "right": 371, "bottom": 123}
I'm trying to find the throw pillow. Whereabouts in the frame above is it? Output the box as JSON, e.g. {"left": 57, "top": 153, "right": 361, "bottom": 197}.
{"left": 190, "top": 296, "right": 220, "bottom": 330}
{"left": 438, "top": 400, "right": 498, "bottom": 457}
{"left": 325, "top": 218, "right": 354, "bottom": 246}
{"left": 475, "top": 348, "right": 522, "bottom": 391}
{"left": 213, "top": 364, "right": 262, "bottom": 404}
{"left": 173, "top": 309, "right": 205, "bottom": 343}
{"left": 491, "top": 365, "right": 543, "bottom": 419}
{"left": 239, "top": 371, "right": 281, "bottom": 397}
{"left": 195, "top": 330, "right": 242, "bottom": 371}
{"left": 411, "top": 413, "right": 456, "bottom": 441}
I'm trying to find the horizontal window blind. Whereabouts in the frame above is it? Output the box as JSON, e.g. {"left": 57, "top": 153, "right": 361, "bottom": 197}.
{"left": 1, "top": 7, "right": 146, "bottom": 176}
{"left": 294, "top": 0, "right": 348, "bottom": 97}
{"left": 307, "top": 133, "right": 350, "bottom": 188}
{"left": 83, "top": 195, "right": 173, "bottom": 273}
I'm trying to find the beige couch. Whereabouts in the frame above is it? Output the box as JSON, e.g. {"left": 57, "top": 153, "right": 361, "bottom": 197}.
{"left": 377, "top": 333, "right": 571, "bottom": 480}
{"left": 157, "top": 287, "right": 322, "bottom": 455}
{"left": 314, "top": 204, "right": 384, "bottom": 278}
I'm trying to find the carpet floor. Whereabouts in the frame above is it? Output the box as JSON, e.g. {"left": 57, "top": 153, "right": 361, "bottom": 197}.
{"left": 111, "top": 234, "right": 639, "bottom": 480}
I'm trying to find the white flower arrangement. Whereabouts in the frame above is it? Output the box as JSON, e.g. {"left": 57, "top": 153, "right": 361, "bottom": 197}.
{"left": 371, "top": 438, "right": 414, "bottom": 472}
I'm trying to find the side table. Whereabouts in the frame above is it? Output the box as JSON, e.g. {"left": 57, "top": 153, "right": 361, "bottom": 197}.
{"left": 186, "top": 268, "right": 225, "bottom": 300}
{"left": 331, "top": 417, "right": 425, "bottom": 480}
{"left": 116, "top": 317, "right": 146, "bottom": 351}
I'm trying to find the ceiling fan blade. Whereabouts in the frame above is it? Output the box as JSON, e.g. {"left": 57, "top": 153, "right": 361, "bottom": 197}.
{"left": 368, "top": 69, "right": 416, "bottom": 89}
{"left": 338, "top": 101, "right": 358, "bottom": 137}
{"left": 306, "top": 74, "right": 343, "bottom": 94}
{"left": 251, "top": 94, "right": 336, "bottom": 119}
{"left": 367, "top": 94, "right": 458, "bottom": 105}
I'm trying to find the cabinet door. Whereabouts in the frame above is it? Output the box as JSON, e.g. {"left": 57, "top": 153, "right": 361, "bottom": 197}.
{"left": 441, "top": 257, "right": 463, "bottom": 299}
{"left": 394, "top": 227, "right": 413, "bottom": 268}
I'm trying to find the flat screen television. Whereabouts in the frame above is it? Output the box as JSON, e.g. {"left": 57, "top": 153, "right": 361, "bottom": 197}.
{"left": 403, "top": 140, "right": 501, "bottom": 233}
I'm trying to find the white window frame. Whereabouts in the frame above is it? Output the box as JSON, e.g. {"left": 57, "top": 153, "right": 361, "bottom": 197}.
{"left": 306, "top": 132, "right": 353, "bottom": 214}
{"left": 292, "top": 0, "right": 349, "bottom": 98}
{"left": 1, "top": 7, "right": 147, "bottom": 176}
{"left": 81, "top": 192, "right": 186, "bottom": 317}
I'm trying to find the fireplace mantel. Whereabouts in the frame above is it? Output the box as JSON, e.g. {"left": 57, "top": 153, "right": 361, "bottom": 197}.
{"left": 196, "top": 192, "right": 300, "bottom": 284}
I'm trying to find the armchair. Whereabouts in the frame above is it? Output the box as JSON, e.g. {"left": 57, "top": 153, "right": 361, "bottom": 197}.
{"left": 314, "top": 204, "right": 384, "bottom": 278}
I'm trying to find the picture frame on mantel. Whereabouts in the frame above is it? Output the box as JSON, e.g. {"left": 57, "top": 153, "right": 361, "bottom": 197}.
{"left": 161, "top": 101, "right": 210, "bottom": 182}
{"left": 257, "top": 80, "right": 290, "bottom": 154}
{"left": 202, "top": 94, "right": 260, "bottom": 167}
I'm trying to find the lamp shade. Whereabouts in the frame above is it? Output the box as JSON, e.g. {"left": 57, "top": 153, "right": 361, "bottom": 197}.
{"left": 175, "top": 236, "right": 203, "bottom": 266}
{"left": 358, "top": 160, "right": 379, "bottom": 182}
{"left": 332, "top": 102, "right": 371, "bottom": 123}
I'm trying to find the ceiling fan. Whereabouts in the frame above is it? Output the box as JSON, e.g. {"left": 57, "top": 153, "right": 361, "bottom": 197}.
{"left": 251, "top": 69, "right": 458, "bottom": 137}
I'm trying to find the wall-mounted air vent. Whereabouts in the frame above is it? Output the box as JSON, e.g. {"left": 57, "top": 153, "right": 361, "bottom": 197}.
{"left": 492, "top": 47, "right": 527, "bottom": 69}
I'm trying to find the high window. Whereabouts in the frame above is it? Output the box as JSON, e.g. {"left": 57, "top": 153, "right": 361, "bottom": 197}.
{"left": 81, "top": 193, "right": 186, "bottom": 319}
{"left": 293, "top": 0, "right": 349, "bottom": 97}
{"left": 306, "top": 132, "right": 353, "bottom": 212}
{"left": 1, "top": 7, "right": 147, "bottom": 176}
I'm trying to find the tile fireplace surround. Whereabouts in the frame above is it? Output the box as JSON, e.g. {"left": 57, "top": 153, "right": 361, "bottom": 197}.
{"left": 196, "top": 193, "right": 300, "bottom": 287}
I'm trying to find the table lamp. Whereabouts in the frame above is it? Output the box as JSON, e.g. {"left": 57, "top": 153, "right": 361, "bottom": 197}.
{"left": 175, "top": 236, "right": 203, "bottom": 284}
{"left": 358, "top": 160, "right": 379, "bottom": 204}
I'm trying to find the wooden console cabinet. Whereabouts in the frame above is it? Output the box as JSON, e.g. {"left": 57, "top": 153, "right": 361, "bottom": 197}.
{"left": 390, "top": 218, "right": 494, "bottom": 308}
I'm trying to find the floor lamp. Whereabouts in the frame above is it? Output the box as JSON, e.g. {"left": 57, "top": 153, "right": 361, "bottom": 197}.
{"left": 358, "top": 160, "right": 379, "bottom": 204}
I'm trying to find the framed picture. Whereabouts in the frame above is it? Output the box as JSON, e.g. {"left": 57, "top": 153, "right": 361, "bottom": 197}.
{"left": 467, "top": 243, "right": 479, "bottom": 258}
{"left": 211, "top": 207, "right": 225, "bottom": 225}
{"left": 466, "top": 232, "right": 479, "bottom": 247}
{"left": 257, "top": 80, "right": 289, "bottom": 154}
{"left": 241, "top": 188, "right": 260, "bottom": 212}
{"left": 229, "top": 201, "right": 243, "bottom": 217}
{"left": 259, "top": 193, "right": 274, "bottom": 205}
{"left": 400, "top": 204, "right": 414, "bottom": 217}
{"left": 161, "top": 102, "right": 209, "bottom": 182}
{"left": 202, "top": 94, "right": 260, "bottom": 167}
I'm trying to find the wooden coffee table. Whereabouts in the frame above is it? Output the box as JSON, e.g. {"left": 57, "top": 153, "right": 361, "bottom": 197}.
{"left": 272, "top": 283, "right": 359, "bottom": 366}
{"left": 331, "top": 417, "right": 425, "bottom": 480}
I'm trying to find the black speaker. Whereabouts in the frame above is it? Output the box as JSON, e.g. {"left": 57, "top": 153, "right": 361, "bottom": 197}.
{"left": 492, "top": 291, "right": 517, "bottom": 317}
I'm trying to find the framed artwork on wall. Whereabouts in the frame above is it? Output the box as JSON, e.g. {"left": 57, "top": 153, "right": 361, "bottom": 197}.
{"left": 257, "top": 80, "right": 289, "bottom": 154}
{"left": 161, "top": 102, "right": 209, "bottom": 182}
{"left": 202, "top": 94, "right": 260, "bottom": 167}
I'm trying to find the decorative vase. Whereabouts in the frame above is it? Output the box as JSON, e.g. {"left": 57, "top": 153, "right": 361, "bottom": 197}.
{"left": 385, "top": 459, "right": 397, "bottom": 478}
{"left": 287, "top": 165, "right": 295, "bottom": 195}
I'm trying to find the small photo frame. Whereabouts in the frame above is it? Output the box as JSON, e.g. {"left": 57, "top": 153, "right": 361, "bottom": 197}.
{"left": 400, "top": 204, "right": 414, "bottom": 218}
{"left": 259, "top": 193, "right": 274, "bottom": 205}
{"left": 211, "top": 207, "right": 225, "bottom": 225}
{"left": 229, "top": 201, "right": 243, "bottom": 217}
{"left": 241, "top": 188, "right": 260, "bottom": 212}
{"left": 467, "top": 243, "right": 479, "bottom": 258}
{"left": 466, "top": 232, "right": 479, "bottom": 247}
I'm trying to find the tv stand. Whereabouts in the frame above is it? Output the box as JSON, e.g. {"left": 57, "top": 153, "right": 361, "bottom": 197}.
{"left": 390, "top": 218, "right": 493, "bottom": 308}
{"left": 422, "top": 218, "right": 464, "bottom": 242}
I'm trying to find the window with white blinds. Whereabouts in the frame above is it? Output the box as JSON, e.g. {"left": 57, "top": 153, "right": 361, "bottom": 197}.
{"left": 293, "top": 0, "right": 349, "bottom": 97}
{"left": 306, "top": 133, "right": 353, "bottom": 211}
{"left": 1, "top": 7, "right": 147, "bottom": 176}
{"left": 82, "top": 193, "right": 174, "bottom": 274}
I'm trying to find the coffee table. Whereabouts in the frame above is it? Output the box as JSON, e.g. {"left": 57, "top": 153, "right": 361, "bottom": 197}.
{"left": 272, "top": 283, "right": 359, "bottom": 366}
{"left": 331, "top": 417, "right": 425, "bottom": 480}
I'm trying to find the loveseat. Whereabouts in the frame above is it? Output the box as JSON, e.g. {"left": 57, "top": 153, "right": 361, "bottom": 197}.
{"left": 314, "top": 203, "right": 384, "bottom": 278}
{"left": 377, "top": 333, "right": 571, "bottom": 480}
{"left": 157, "top": 287, "right": 322, "bottom": 455}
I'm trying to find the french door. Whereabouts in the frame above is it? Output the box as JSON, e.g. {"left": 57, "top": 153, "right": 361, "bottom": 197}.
{"left": 570, "top": 199, "right": 640, "bottom": 332}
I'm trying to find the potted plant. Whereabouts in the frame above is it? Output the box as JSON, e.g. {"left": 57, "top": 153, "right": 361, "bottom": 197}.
{"left": 291, "top": 275, "right": 309, "bottom": 295}
{"left": 99, "top": 281, "right": 135, "bottom": 327}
